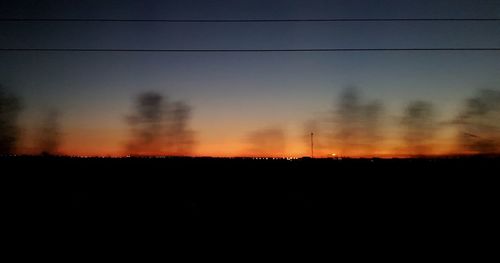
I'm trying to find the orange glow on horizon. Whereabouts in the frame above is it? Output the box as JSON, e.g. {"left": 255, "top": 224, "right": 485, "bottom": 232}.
{"left": 13, "top": 125, "right": 477, "bottom": 158}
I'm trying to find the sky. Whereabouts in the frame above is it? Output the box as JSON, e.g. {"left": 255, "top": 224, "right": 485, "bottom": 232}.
{"left": 1, "top": 0, "right": 500, "bottom": 157}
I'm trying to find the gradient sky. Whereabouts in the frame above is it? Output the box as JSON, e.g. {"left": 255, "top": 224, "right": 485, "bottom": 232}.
{"left": 1, "top": 0, "right": 500, "bottom": 156}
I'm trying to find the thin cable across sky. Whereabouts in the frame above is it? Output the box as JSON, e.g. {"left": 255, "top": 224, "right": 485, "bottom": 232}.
{"left": 1, "top": 18, "right": 500, "bottom": 23}
{"left": 1, "top": 48, "right": 500, "bottom": 53}
{"left": 1, "top": 17, "right": 499, "bottom": 53}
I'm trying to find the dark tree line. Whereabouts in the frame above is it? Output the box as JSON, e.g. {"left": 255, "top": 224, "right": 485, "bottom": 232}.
{"left": 334, "top": 87, "right": 384, "bottom": 156}
{"left": 2, "top": 82, "right": 500, "bottom": 157}
{"left": 126, "top": 92, "right": 195, "bottom": 156}
{"left": 1, "top": 85, "right": 62, "bottom": 156}
{"left": 0, "top": 86, "right": 22, "bottom": 155}
{"left": 305, "top": 87, "right": 500, "bottom": 157}
{"left": 457, "top": 89, "right": 500, "bottom": 154}
{"left": 401, "top": 101, "right": 437, "bottom": 155}
{"left": 328, "top": 87, "right": 439, "bottom": 156}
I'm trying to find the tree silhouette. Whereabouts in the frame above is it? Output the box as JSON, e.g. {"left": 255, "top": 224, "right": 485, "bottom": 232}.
{"left": 0, "top": 86, "right": 22, "bottom": 155}
{"left": 127, "top": 92, "right": 163, "bottom": 155}
{"left": 165, "top": 101, "right": 195, "bottom": 156}
{"left": 456, "top": 89, "right": 500, "bottom": 154}
{"left": 126, "top": 92, "right": 195, "bottom": 156}
{"left": 37, "top": 109, "right": 61, "bottom": 155}
{"left": 332, "top": 87, "right": 384, "bottom": 156}
{"left": 401, "top": 101, "right": 437, "bottom": 155}
{"left": 360, "top": 101, "right": 384, "bottom": 154}
{"left": 336, "top": 88, "right": 361, "bottom": 155}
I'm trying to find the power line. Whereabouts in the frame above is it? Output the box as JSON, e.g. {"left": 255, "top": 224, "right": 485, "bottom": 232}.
{"left": 1, "top": 48, "right": 500, "bottom": 53}
{"left": 1, "top": 18, "right": 500, "bottom": 23}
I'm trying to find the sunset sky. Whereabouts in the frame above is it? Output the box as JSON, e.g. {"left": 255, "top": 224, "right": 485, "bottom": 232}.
{"left": 1, "top": 0, "right": 499, "bottom": 157}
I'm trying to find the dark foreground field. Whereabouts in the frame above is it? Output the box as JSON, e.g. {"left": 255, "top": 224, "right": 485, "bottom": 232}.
{"left": 2, "top": 156, "right": 498, "bottom": 250}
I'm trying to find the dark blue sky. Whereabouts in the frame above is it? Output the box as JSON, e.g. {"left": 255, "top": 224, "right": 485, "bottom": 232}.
{"left": 1, "top": 0, "right": 499, "bottom": 156}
